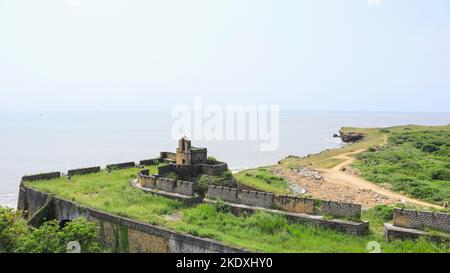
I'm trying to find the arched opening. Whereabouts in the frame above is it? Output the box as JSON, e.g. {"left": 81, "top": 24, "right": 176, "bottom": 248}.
{"left": 59, "top": 219, "right": 72, "bottom": 228}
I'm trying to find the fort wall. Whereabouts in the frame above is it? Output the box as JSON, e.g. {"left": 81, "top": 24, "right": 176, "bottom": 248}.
{"left": 18, "top": 187, "right": 246, "bottom": 253}
{"left": 68, "top": 167, "right": 101, "bottom": 177}
{"left": 274, "top": 195, "right": 315, "bottom": 214}
{"left": 137, "top": 172, "right": 194, "bottom": 197}
{"left": 139, "top": 158, "right": 160, "bottom": 166}
{"left": 393, "top": 208, "right": 450, "bottom": 233}
{"left": 106, "top": 162, "right": 136, "bottom": 170}
{"left": 207, "top": 185, "right": 361, "bottom": 219}
{"left": 22, "top": 172, "right": 61, "bottom": 182}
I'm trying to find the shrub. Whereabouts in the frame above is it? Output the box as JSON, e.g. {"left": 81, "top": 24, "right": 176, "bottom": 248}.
{"left": 207, "top": 156, "right": 218, "bottom": 164}
{"left": 0, "top": 206, "right": 102, "bottom": 253}
{"left": 194, "top": 171, "right": 237, "bottom": 196}
{"left": 0, "top": 207, "right": 28, "bottom": 253}
{"left": 372, "top": 205, "right": 394, "bottom": 222}
{"left": 15, "top": 218, "right": 101, "bottom": 253}
{"left": 164, "top": 172, "right": 179, "bottom": 180}
{"left": 430, "top": 168, "right": 450, "bottom": 181}
{"left": 213, "top": 200, "right": 230, "bottom": 214}
{"left": 422, "top": 144, "right": 440, "bottom": 153}
{"left": 244, "top": 212, "right": 288, "bottom": 234}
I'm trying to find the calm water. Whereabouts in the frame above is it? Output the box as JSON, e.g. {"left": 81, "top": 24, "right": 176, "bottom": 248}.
{"left": 1, "top": 111, "right": 449, "bottom": 207}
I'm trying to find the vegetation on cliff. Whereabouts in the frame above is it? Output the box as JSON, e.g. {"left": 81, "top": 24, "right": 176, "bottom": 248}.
{"left": 0, "top": 206, "right": 101, "bottom": 253}
{"left": 234, "top": 167, "right": 289, "bottom": 194}
{"left": 354, "top": 127, "right": 450, "bottom": 203}
{"left": 279, "top": 126, "right": 387, "bottom": 169}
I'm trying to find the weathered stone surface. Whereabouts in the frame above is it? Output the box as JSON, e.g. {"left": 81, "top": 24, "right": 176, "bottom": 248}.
{"left": 339, "top": 131, "right": 364, "bottom": 143}
{"left": 238, "top": 190, "right": 275, "bottom": 208}
{"left": 275, "top": 195, "right": 315, "bottom": 214}
{"left": 207, "top": 185, "right": 238, "bottom": 203}
{"left": 106, "top": 162, "right": 135, "bottom": 170}
{"left": 139, "top": 158, "right": 160, "bottom": 166}
{"left": 317, "top": 200, "right": 361, "bottom": 219}
{"left": 393, "top": 208, "right": 450, "bottom": 233}
{"left": 22, "top": 172, "right": 61, "bottom": 182}
{"left": 175, "top": 181, "right": 194, "bottom": 196}
{"left": 128, "top": 228, "right": 168, "bottom": 253}
{"left": 384, "top": 223, "right": 450, "bottom": 243}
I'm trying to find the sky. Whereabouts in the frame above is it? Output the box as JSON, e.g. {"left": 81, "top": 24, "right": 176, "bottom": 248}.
{"left": 0, "top": 0, "right": 449, "bottom": 112}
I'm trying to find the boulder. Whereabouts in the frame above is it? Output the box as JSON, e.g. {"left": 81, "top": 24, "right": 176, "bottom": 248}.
{"left": 339, "top": 131, "right": 365, "bottom": 143}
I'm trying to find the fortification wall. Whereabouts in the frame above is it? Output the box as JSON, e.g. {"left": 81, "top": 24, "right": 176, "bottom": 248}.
{"left": 200, "top": 162, "right": 228, "bottom": 176}
{"left": 157, "top": 164, "right": 174, "bottom": 175}
{"left": 137, "top": 172, "right": 194, "bottom": 197}
{"left": 238, "top": 190, "right": 275, "bottom": 209}
{"left": 139, "top": 158, "right": 160, "bottom": 166}
{"left": 393, "top": 208, "right": 450, "bottom": 233}
{"left": 68, "top": 167, "right": 101, "bottom": 177}
{"left": 207, "top": 186, "right": 361, "bottom": 219}
{"left": 18, "top": 186, "right": 246, "bottom": 253}
{"left": 207, "top": 185, "right": 238, "bottom": 203}
{"left": 22, "top": 172, "right": 61, "bottom": 182}
{"left": 160, "top": 152, "right": 176, "bottom": 161}
{"left": 106, "top": 162, "right": 136, "bottom": 170}
{"left": 156, "top": 177, "right": 176, "bottom": 192}
{"left": 189, "top": 149, "right": 207, "bottom": 164}
{"left": 137, "top": 173, "right": 157, "bottom": 189}
{"left": 275, "top": 195, "right": 315, "bottom": 214}
{"left": 175, "top": 181, "right": 194, "bottom": 196}
{"left": 317, "top": 200, "right": 361, "bottom": 219}
{"left": 172, "top": 164, "right": 202, "bottom": 178}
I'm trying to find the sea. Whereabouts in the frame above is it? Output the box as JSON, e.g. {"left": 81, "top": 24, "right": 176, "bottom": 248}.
{"left": 1, "top": 111, "right": 449, "bottom": 208}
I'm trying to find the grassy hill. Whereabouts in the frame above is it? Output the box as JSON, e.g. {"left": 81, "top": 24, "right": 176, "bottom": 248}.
{"left": 353, "top": 125, "right": 450, "bottom": 203}
{"left": 25, "top": 164, "right": 450, "bottom": 252}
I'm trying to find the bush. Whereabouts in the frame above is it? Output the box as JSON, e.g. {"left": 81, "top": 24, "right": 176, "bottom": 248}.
{"left": 0, "top": 206, "right": 102, "bottom": 253}
{"left": 213, "top": 200, "right": 230, "bottom": 214}
{"left": 354, "top": 129, "right": 450, "bottom": 202}
{"left": 422, "top": 144, "right": 440, "bottom": 153}
{"left": 372, "top": 205, "right": 394, "bottom": 222}
{"left": 244, "top": 212, "right": 288, "bottom": 234}
{"left": 15, "top": 218, "right": 101, "bottom": 253}
{"left": 163, "top": 172, "right": 179, "bottom": 180}
{"left": 430, "top": 168, "right": 450, "bottom": 181}
{"left": 0, "top": 207, "right": 28, "bottom": 253}
{"left": 207, "top": 156, "right": 218, "bottom": 164}
{"left": 194, "top": 171, "right": 237, "bottom": 196}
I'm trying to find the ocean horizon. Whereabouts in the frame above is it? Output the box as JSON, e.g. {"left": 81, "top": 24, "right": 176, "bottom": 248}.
{"left": 1, "top": 111, "right": 449, "bottom": 208}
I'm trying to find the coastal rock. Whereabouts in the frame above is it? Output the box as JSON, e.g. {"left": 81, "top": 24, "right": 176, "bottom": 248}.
{"left": 339, "top": 130, "right": 365, "bottom": 143}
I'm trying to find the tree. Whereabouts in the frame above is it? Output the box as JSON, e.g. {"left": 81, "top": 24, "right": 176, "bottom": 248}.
{"left": 0, "top": 206, "right": 102, "bottom": 253}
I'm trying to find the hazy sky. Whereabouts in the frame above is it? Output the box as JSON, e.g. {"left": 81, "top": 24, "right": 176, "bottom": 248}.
{"left": 1, "top": 0, "right": 449, "bottom": 112}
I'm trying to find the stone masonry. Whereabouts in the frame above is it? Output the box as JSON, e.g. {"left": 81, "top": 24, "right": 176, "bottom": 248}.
{"left": 393, "top": 208, "right": 450, "bottom": 233}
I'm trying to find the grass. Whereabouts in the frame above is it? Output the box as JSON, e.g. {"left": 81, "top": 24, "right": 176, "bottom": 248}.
{"left": 24, "top": 167, "right": 450, "bottom": 252}
{"left": 168, "top": 204, "right": 449, "bottom": 253}
{"left": 234, "top": 167, "right": 290, "bottom": 194}
{"left": 279, "top": 127, "right": 387, "bottom": 169}
{"left": 25, "top": 165, "right": 183, "bottom": 226}
{"left": 353, "top": 126, "right": 450, "bottom": 203}
{"left": 277, "top": 124, "right": 450, "bottom": 204}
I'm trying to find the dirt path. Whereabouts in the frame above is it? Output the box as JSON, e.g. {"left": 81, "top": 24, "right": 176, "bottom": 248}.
{"left": 317, "top": 149, "right": 441, "bottom": 209}
{"left": 275, "top": 134, "right": 441, "bottom": 209}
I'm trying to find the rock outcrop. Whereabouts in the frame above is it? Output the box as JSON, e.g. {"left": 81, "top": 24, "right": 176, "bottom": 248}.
{"left": 339, "top": 131, "right": 364, "bottom": 143}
